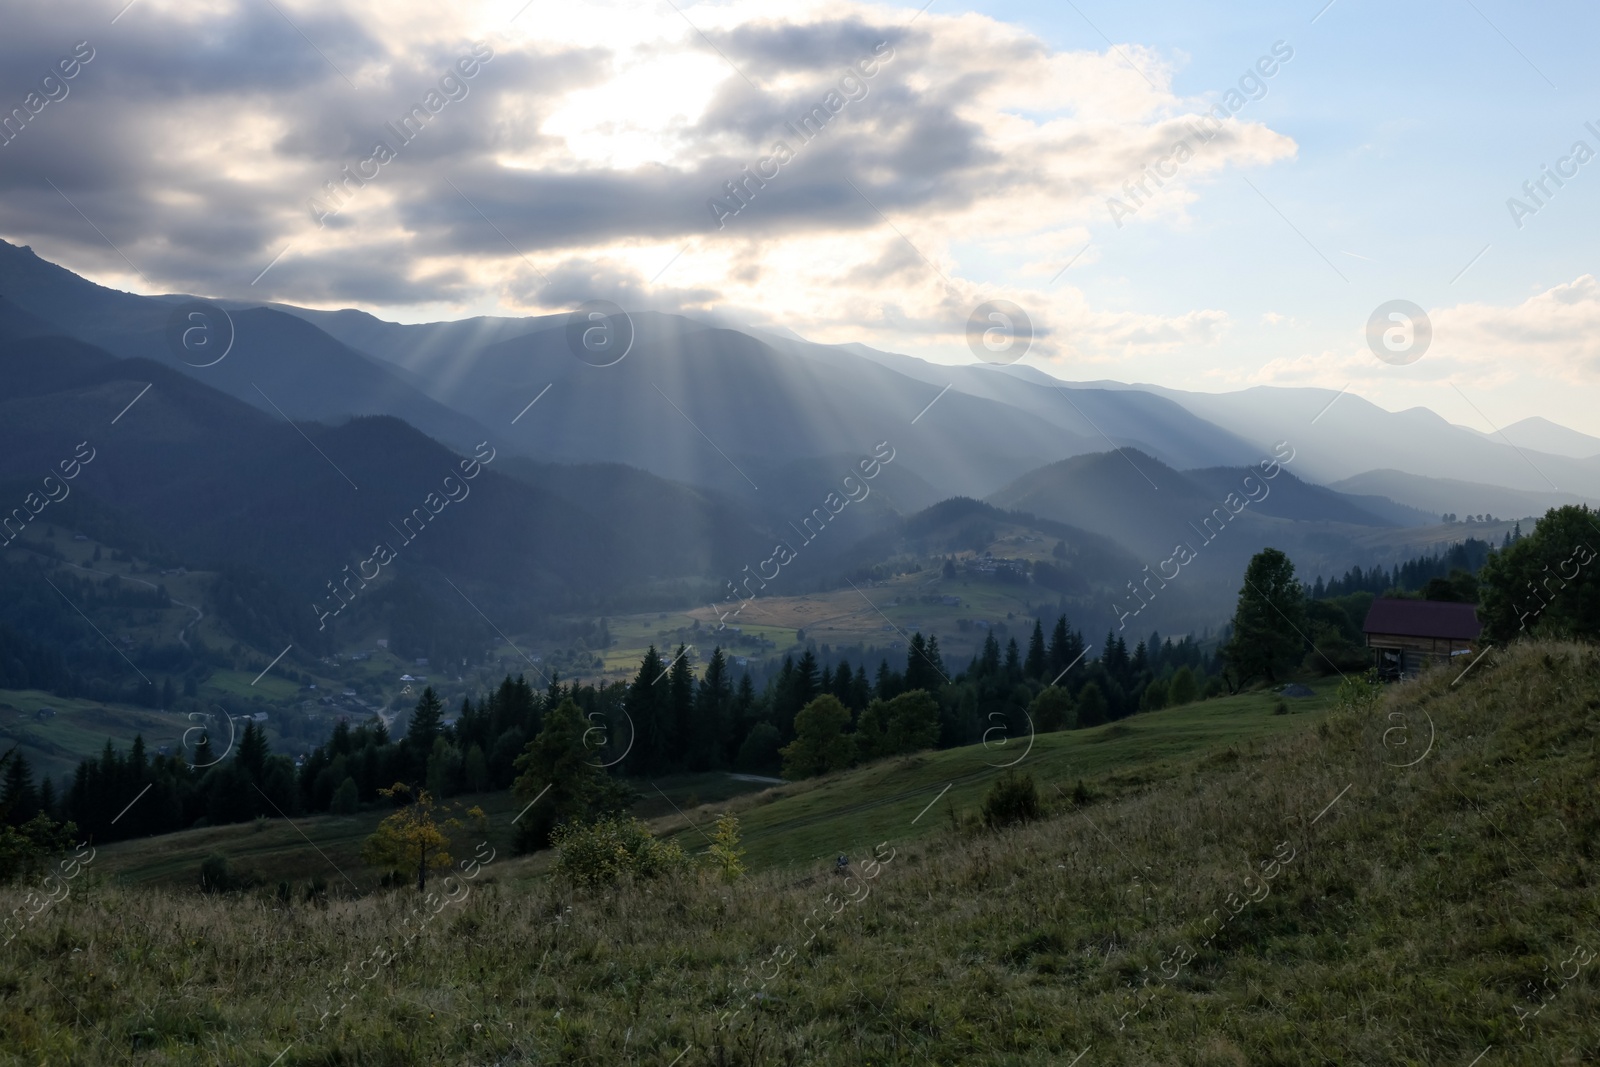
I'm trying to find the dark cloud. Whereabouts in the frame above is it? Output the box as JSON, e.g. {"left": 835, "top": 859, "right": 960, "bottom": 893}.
{"left": 0, "top": 0, "right": 1282, "bottom": 323}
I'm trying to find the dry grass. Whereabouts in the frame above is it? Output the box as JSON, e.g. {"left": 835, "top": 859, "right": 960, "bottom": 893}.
{"left": 2, "top": 641, "right": 1598, "bottom": 1065}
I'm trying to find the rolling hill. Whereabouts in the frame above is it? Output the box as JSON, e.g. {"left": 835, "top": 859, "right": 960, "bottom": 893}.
{"left": 6, "top": 642, "right": 1595, "bottom": 1064}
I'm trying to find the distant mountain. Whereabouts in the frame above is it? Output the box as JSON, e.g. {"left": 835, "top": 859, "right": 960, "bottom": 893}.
{"left": 0, "top": 333, "right": 779, "bottom": 647}
{"left": 0, "top": 240, "right": 492, "bottom": 453}
{"left": 292, "top": 305, "right": 1267, "bottom": 500}
{"left": 14, "top": 238, "right": 1599, "bottom": 522}
{"left": 1131, "top": 383, "right": 1600, "bottom": 502}
{"left": 293, "top": 308, "right": 1087, "bottom": 500}
{"left": 984, "top": 450, "right": 1447, "bottom": 634}
{"left": 756, "top": 332, "right": 1266, "bottom": 470}
{"left": 1465, "top": 416, "right": 1600, "bottom": 461}
{"left": 1328, "top": 470, "right": 1588, "bottom": 522}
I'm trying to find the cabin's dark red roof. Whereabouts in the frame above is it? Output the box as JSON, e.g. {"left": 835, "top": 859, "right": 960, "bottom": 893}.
{"left": 1362, "top": 598, "right": 1482, "bottom": 641}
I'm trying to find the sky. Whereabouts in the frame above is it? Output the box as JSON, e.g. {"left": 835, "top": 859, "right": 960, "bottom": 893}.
{"left": 2, "top": 0, "right": 1598, "bottom": 437}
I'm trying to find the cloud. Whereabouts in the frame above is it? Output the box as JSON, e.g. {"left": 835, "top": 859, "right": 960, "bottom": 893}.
{"left": 0, "top": 0, "right": 1292, "bottom": 363}
{"left": 1435, "top": 274, "right": 1600, "bottom": 382}
{"left": 1247, "top": 274, "right": 1600, "bottom": 395}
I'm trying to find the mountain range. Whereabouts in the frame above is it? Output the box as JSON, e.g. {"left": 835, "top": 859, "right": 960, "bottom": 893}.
{"left": 0, "top": 236, "right": 1590, "bottom": 657}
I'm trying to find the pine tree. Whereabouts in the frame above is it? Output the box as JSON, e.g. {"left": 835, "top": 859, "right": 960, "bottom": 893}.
{"left": 236, "top": 721, "right": 268, "bottom": 782}
{"left": 979, "top": 632, "right": 1002, "bottom": 677}
{"left": 850, "top": 664, "right": 872, "bottom": 711}
{"left": 875, "top": 658, "right": 900, "bottom": 702}
{"left": 192, "top": 727, "right": 217, "bottom": 770}
{"left": 667, "top": 645, "right": 695, "bottom": 769}
{"left": 1025, "top": 620, "right": 1047, "bottom": 679}
{"left": 904, "top": 633, "right": 939, "bottom": 692}
{"left": 38, "top": 776, "right": 56, "bottom": 821}
{"left": 726, "top": 672, "right": 758, "bottom": 765}
{"left": 690, "top": 648, "right": 731, "bottom": 772}
{"left": 1003, "top": 638, "right": 1022, "bottom": 682}
{"left": 626, "top": 646, "right": 670, "bottom": 775}
{"left": 830, "top": 660, "right": 855, "bottom": 708}
{"left": 405, "top": 688, "right": 446, "bottom": 782}
{"left": 2, "top": 752, "right": 39, "bottom": 827}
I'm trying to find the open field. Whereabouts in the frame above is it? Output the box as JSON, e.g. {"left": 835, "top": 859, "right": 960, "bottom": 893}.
{"left": 87, "top": 772, "right": 777, "bottom": 891}
{"left": 656, "top": 681, "right": 1335, "bottom": 872}
{"left": 2, "top": 643, "right": 1595, "bottom": 1065}
{"left": 83, "top": 683, "right": 1332, "bottom": 891}
{"left": 0, "top": 690, "right": 194, "bottom": 785}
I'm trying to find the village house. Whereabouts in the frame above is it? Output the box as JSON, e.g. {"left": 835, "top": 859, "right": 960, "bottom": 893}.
{"left": 1363, "top": 598, "right": 1482, "bottom": 679}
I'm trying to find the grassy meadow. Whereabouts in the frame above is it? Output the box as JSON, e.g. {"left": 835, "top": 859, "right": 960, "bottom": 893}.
{"left": 3, "top": 642, "right": 1597, "bottom": 1064}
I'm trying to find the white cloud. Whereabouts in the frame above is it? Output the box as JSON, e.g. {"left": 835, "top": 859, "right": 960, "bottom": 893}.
{"left": 0, "top": 0, "right": 1293, "bottom": 366}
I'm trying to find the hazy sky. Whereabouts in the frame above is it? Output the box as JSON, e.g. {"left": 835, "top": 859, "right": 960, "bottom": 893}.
{"left": 3, "top": 0, "right": 1597, "bottom": 436}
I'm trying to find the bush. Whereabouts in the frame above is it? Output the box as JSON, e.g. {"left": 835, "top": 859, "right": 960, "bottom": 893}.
{"left": 1029, "top": 687, "right": 1075, "bottom": 732}
{"left": 199, "top": 852, "right": 235, "bottom": 893}
{"left": 707, "top": 811, "right": 746, "bottom": 882}
{"left": 982, "top": 771, "right": 1042, "bottom": 830}
{"left": 551, "top": 816, "right": 689, "bottom": 888}
{"left": 1166, "top": 666, "right": 1198, "bottom": 706}
{"left": 330, "top": 777, "right": 359, "bottom": 815}
{"left": 1334, "top": 668, "right": 1384, "bottom": 713}
{"left": 734, "top": 723, "right": 782, "bottom": 775}
{"left": 1272, "top": 699, "right": 1289, "bottom": 716}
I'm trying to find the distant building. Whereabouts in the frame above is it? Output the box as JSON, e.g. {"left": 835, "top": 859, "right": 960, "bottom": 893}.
{"left": 1363, "top": 598, "right": 1482, "bottom": 679}
{"left": 415, "top": 657, "right": 429, "bottom": 666}
{"left": 376, "top": 638, "right": 389, "bottom": 648}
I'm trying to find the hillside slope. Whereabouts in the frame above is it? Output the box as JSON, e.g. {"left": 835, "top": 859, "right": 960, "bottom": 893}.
{"left": 2, "top": 642, "right": 1595, "bottom": 1064}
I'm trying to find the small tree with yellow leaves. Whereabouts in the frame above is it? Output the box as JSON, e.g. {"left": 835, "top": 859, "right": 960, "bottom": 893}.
{"left": 361, "top": 783, "right": 485, "bottom": 892}
{"left": 707, "top": 811, "right": 746, "bottom": 882}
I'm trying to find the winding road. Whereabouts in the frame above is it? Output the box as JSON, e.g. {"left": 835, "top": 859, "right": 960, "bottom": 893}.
{"left": 62, "top": 561, "right": 205, "bottom": 648}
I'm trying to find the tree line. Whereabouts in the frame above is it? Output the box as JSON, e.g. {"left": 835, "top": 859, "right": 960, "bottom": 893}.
{"left": 25, "top": 613, "right": 1224, "bottom": 848}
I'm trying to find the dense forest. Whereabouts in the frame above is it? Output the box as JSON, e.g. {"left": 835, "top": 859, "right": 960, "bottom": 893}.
{"left": 6, "top": 613, "right": 1225, "bottom": 848}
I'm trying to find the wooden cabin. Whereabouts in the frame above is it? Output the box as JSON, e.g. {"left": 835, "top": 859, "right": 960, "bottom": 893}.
{"left": 1362, "top": 598, "right": 1482, "bottom": 679}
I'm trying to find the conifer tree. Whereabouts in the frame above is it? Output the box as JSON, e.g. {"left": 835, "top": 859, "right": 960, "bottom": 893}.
{"left": 690, "top": 648, "right": 731, "bottom": 771}
{"left": 626, "top": 646, "right": 670, "bottom": 775}
{"left": 1025, "top": 620, "right": 1047, "bottom": 679}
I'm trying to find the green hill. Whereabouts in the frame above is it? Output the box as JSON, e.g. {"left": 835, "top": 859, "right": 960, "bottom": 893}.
{"left": 2, "top": 643, "right": 1596, "bottom": 1064}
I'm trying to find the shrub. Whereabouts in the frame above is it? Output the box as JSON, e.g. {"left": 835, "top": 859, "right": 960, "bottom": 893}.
{"left": 982, "top": 771, "right": 1042, "bottom": 830}
{"left": 1029, "top": 687, "right": 1075, "bottom": 732}
{"left": 707, "top": 811, "right": 746, "bottom": 882}
{"left": 1272, "top": 699, "right": 1289, "bottom": 716}
{"left": 1334, "top": 668, "right": 1384, "bottom": 713}
{"left": 735, "top": 723, "right": 782, "bottom": 775}
{"left": 551, "top": 816, "right": 689, "bottom": 888}
{"left": 199, "top": 852, "right": 235, "bottom": 893}
{"left": 1166, "top": 666, "right": 1198, "bottom": 706}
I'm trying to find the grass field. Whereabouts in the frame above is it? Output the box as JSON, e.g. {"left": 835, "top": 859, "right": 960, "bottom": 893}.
{"left": 86, "top": 772, "right": 778, "bottom": 891}
{"left": 3, "top": 642, "right": 1595, "bottom": 1065}
{"left": 655, "top": 682, "right": 1335, "bottom": 872}
{"left": 82, "top": 682, "right": 1331, "bottom": 893}
{"left": 0, "top": 691, "right": 203, "bottom": 785}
